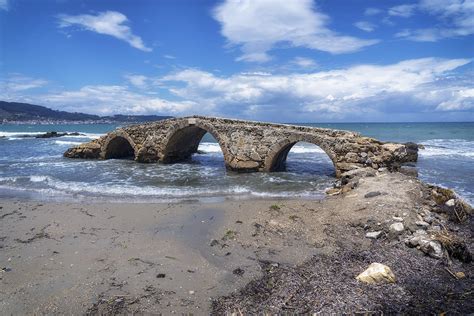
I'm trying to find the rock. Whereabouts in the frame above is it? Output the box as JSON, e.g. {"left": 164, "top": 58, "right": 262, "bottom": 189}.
{"left": 392, "top": 216, "right": 404, "bottom": 222}
{"left": 35, "top": 131, "right": 84, "bottom": 139}
{"left": 356, "top": 263, "right": 396, "bottom": 284}
{"left": 341, "top": 185, "right": 353, "bottom": 194}
{"left": 431, "top": 187, "right": 456, "bottom": 205}
{"left": 326, "top": 188, "right": 341, "bottom": 196}
{"left": 455, "top": 272, "right": 465, "bottom": 279}
{"left": 364, "top": 191, "right": 381, "bottom": 198}
{"left": 445, "top": 199, "right": 455, "bottom": 207}
{"left": 389, "top": 222, "right": 404, "bottom": 235}
{"left": 340, "top": 168, "right": 376, "bottom": 185}
{"left": 415, "top": 220, "right": 430, "bottom": 228}
{"left": 405, "top": 233, "right": 444, "bottom": 259}
{"left": 365, "top": 231, "right": 383, "bottom": 239}
{"left": 233, "top": 268, "right": 245, "bottom": 276}
{"left": 423, "top": 213, "right": 435, "bottom": 224}
{"left": 400, "top": 166, "right": 418, "bottom": 177}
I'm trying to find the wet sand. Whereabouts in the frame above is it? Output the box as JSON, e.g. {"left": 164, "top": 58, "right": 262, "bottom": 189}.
{"left": 0, "top": 171, "right": 472, "bottom": 314}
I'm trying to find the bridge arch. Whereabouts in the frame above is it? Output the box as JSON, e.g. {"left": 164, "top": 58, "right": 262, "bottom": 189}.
{"left": 160, "top": 118, "right": 231, "bottom": 165}
{"left": 263, "top": 135, "right": 338, "bottom": 174}
{"left": 101, "top": 131, "right": 138, "bottom": 160}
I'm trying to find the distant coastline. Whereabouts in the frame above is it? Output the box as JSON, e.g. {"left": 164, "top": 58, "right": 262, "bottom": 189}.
{"left": 0, "top": 100, "right": 172, "bottom": 124}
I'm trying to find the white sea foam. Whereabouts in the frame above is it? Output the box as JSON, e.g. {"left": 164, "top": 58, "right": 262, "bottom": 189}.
{"left": 420, "top": 139, "right": 474, "bottom": 158}
{"left": 0, "top": 176, "right": 19, "bottom": 183}
{"left": 0, "top": 131, "right": 45, "bottom": 137}
{"left": 54, "top": 140, "right": 83, "bottom": 146}
{"left": 197, "top": 142, "right": 325, "bottom": 154}
{"left": 198, "top": 142, "right": 222, "bottom": 153}
{"left": 30, "top": 175, "right": 50, "bottom": 182}
{"left": 290, "top": 145, "right": 325, "bottom": 154}
{"left": 0, "top": 131, "right": 104, "bottom": 140}
{"left": 43, "top": 178, "right": 254, "bottom": 197}
{"left": 62, "top": 133, "right": 104, "bottom": 139}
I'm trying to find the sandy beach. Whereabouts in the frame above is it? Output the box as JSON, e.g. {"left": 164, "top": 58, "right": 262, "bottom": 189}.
{"left": 1, "top": 170, "right": 472, "bottom": 314}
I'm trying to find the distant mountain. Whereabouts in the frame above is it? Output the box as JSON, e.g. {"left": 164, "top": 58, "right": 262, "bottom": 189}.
{"left": 0, "top": 101, "right": 172, "bottom": 123}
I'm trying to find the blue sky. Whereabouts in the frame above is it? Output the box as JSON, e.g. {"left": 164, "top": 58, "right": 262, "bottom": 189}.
{"left": 0, "top": 0, "right": 473, "bottom": 122}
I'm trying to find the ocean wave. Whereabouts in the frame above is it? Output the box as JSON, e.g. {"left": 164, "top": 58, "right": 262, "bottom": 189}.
{"left": 61, "top": 133, "right": 103, "bottom": 139}
{"left": 0, "top": 131, "right": 46, "bottom": 137}
{"left": 0, "top": 174, "right": 329, "bottom": 200}
{"left": 30, "top": 175, "right": 50, "bottom": 182}
{"left": 0, "top": 131, "right": 103, "bottom": 140}
{"left": 197, "top": 142, "right": 325, "bottom": 154}
{"left": 54, "top": 140, "right": 83, "bottom": 146}
{"left": 198, "top": 142, "right": 223, "bottom": 153}
{"left": 420, "top": 139, "right": 474, "bottom": 158}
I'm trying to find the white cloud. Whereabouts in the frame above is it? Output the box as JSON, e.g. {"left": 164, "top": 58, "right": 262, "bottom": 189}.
{"left": 435, "top": 88, "right": 474, "bottom": 111}
{"left": 0, "top": 0, "right": 8, "bottom": 11}
{"left": 160, "top": 58, "right": 472, "bottom": 119}
{"left": 57, "top": 11, "right": 151, "bottom": 52}
{"left": 354, "top": 21, "right": 376, "bottom": 32}
{"left": 212, "top": 0, "right": 378, "bottom": 62}
{"left": 291, "top": 57, "right": 318, "bottom": 68}
{"left": 4, "top": 59, "right": 471, "bottom": 121}
{"left": 0, "top": 75, "right": 48, "bottom": 92}
{"left": 38, "top": 85, "right": 195, "bottom": 115}
{"left": 394, "top": 0, "right": 474, "bottom": 41}
{"left": 364, "top": 7, "right": 382, "bottom": 16}
{"left": 124, "top": 74, "right": 149, "bottom": 89}
{"left": 388, "top": 4, "right": 417, "bottom": 17}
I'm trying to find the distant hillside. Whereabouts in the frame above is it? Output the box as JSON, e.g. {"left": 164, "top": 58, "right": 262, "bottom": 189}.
{"left": 0, "top": 101, "right": 172, "bottom": 123}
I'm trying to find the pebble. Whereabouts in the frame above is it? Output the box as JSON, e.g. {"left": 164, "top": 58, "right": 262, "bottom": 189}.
{"left": 365, "top": 231, "right": 383, "bottom": 239}
{"left": 392, "top": 216, "right": 404, "bottom": 222}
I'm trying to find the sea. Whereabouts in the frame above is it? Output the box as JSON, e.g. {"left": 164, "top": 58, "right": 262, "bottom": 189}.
{"left": 0, "top": 122, "right": 473, "bottom": 204}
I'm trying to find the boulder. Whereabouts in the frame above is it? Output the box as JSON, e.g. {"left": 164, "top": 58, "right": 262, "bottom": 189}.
{"left": 356, "top": 263, "right": 396, "bottom": 284}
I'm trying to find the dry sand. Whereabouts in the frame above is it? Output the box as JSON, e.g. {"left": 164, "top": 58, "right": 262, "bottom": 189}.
{"left": 0, "top": 171, "right": 472, "bottom": 314}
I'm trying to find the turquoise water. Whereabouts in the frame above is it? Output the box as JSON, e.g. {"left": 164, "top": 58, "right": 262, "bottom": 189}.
{"left": 0, "top": 122, "right": 473, "bottom": 204}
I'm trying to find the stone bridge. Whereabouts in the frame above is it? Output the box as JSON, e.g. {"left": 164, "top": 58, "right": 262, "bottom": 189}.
{"left": 64, "top": 116, "right": 418, "bottom": 177}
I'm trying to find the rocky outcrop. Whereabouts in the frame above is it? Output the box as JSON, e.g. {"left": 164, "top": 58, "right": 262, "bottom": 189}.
{"left": 64, "top": 116, "right": 418, "bottom": 176}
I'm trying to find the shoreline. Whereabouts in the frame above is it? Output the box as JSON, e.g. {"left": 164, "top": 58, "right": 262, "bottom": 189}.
{"left": 1, "top": 170, "right": 472, "bottom": 314}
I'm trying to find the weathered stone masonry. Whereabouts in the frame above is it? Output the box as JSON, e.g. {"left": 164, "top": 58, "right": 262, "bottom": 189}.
{"left": 64, "top": 116, "right": 418, "bottom": 177}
